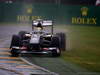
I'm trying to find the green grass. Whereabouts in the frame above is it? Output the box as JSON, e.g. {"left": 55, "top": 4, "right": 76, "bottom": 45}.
{"left": 56, "top": 25, "right": 100, "bottom": 72}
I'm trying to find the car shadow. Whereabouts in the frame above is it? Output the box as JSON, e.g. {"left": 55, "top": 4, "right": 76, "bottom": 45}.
{"left": 20, "top": 54, "right": 59, "bottom": 58}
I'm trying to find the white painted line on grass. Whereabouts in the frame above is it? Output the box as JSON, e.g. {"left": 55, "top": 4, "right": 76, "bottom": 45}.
{"left": 20, "top": 57, "right": 59, "bottom": 75}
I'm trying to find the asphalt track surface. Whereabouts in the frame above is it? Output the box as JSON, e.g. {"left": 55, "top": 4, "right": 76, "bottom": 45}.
{"left": 0, "top": 24, "right": 100, "bottom": 75}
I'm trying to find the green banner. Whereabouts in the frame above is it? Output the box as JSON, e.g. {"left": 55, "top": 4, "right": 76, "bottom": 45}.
{"left": 0, "top": 2, "right": 100, "bottom": 25}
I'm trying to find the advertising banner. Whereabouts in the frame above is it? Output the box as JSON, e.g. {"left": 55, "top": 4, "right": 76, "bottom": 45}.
{"left": 0, "top": 1, "right": 100, "bottom": 25}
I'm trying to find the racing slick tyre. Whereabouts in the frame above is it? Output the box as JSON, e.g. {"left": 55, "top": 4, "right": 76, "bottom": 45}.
{"left": 18, "top": 31, "right": 28, "bottom": 39}
{"left": 10, "top": 35, "right": 21, "bottom": 48}
{"left": 11, "top": 49, "right": 20, "bottom": 57}
{"left": 52, "top": 48, "right": 61, "bottom": 57}
{"left": 51, "top": 37, "right": 61, "bottom": 57}
{"left": 56, "top": 33, "right": 66, "bottom": 51}
{"left": 51, "top": 36, "right": 60, "bottom": 47}
{"left": 10, "top": 35, "right": 21, "bottom": 57}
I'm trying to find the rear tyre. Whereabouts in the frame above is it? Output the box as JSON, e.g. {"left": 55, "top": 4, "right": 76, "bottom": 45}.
{"left": 18, "top": 31, "right": 28, "bottom": 39}
{"left": 56, "top": 33, "right": 66, "bottom": 51}
{"left": 51, "top": 36, "right": 60, "bottom": 47}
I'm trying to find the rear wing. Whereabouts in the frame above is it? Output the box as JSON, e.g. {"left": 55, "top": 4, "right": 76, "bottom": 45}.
{"left": 32, "top": 20, "right": 53, "bottom": 26}
{"left": 32, "top": 20, "right": 54, "bottom": 34}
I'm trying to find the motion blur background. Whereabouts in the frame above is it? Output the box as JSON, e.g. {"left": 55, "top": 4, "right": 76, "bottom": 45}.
{"left": 0, "top": 0, "right": 99, "bottom": 25}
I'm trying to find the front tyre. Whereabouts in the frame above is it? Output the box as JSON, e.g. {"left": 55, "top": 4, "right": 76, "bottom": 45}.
{"left": 10, "top": 35, "right": 21, "bottom": 57}
{"left": 56, "top": 33, "right": 66, "bottom": 51}
{"left": 11, "top": 49, "right": 19, "bottom": 57}
{"left": 52, "top": 48, "right": 61, "bottom": 57}
{"left": 10, "top": 35, "right": 21, "bottom": 49}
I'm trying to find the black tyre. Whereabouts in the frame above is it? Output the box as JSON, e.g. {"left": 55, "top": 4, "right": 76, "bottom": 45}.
{"left": 11, "top": 49, "right": 19, "bottom": 57}
{"left": 10, "top": 35, "right": 21, "bottom": 57}
{"left": 51, "top": 36, "right": 60, "bottom": 47}
{"left": 52, "top": 49, "right": 61, "bottom": 57}
{"left": 18, "top": 31, "right": 28, "bottom": 39}
{"left": 10, "top": 35, "right": 21, "bottom": 48}
{"left": 56, "top": 33, "right": 66, "bottom": 51}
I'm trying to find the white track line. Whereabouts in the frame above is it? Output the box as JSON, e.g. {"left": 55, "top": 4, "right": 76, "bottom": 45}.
{"left": 20, "top": 57, "right": 59, "bottom": 75}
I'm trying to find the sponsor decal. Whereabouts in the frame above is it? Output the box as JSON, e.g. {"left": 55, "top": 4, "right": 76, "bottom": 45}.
{"left": 72, "top": 7, "right": 97, "bottom": 25}
{"left": 17, "top": 16, "right": 42, "bottom": 22}
{"left": 27, "top": 8, "right": 32, "bottom": 14}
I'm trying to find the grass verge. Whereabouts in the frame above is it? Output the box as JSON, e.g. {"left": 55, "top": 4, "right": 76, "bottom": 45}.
{"left": 56, "top": 25, "right": 100, "bottom": 72}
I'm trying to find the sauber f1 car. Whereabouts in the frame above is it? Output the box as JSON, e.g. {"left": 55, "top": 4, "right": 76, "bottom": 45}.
{"left": 10, "top": 19, "right": 66, "bottom": 57}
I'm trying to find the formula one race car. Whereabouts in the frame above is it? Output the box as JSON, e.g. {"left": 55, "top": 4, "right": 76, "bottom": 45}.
{"left": 10, "top": 19, "right": 66, "bottom": 57}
